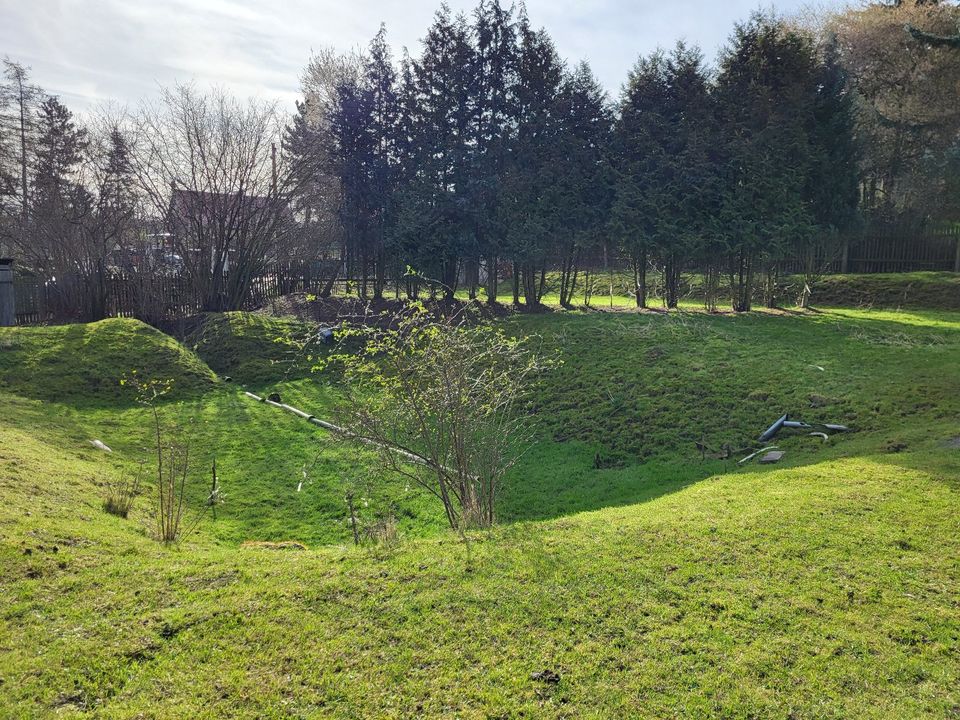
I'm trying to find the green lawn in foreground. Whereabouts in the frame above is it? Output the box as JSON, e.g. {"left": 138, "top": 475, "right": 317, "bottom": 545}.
{"left": 1, "top": 306, "right": 959, "bottom": 717}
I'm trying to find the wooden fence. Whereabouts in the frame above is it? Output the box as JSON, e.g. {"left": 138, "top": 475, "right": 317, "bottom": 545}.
{"left": 9, "top": 261, "right": 379, "bottom": 326}
{"left": 838, "top": 226, "right": 959, "bottom": 273}
{"left": 9, "top": 228, "right": 960, "bottom": 325}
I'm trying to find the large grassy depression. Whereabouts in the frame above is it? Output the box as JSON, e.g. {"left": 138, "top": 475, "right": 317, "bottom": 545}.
{"left": 1, "top": 303, "right": 958, "bottom": 717}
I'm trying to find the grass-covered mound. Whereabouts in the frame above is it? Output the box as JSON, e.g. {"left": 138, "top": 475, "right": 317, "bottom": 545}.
{"left": 2, "top": 417, "right": 958, "bottom": 717}
{"left": 808, "top": 271, "right": 960, "bottom": 310}
{"left": 0, "top": 316, "right": 445, "bottom": 547}
{"left": 186, "top": 311, "right": 316, "bottom": 386}
{"left": 0, "top": 318, "right": 216, "bottom": 404}
{"left": 2, "top": 307, "right": 960, "bottom": 716}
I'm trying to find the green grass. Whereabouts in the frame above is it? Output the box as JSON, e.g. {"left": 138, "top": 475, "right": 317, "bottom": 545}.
{"left": 185, "top": 312, "right": 317, "bottom": 386}
{"left": 811, "top": 271, "right": 960, "bottom": 310}
{"left": 2, "top": 307, "right": 959, "bottom": 717}
{"left": 457, "top": 270, "right": 960, "bottom": 311}
{"left": 0, "top": 318, "right": 217, "bottom": 403}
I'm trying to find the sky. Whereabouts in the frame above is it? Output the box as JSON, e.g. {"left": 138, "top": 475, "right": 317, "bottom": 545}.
{"left": 1, "top": 0, "right": 841, "bottom": 114}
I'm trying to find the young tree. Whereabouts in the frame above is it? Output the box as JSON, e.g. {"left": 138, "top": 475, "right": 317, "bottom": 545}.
{"left": 329, "top": 304, "right": 552, "bottom": 530}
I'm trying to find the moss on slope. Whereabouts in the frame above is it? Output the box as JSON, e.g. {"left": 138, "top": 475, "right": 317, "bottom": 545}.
{"left": 186, "top": 312, "right": 315, "bottom": 386}
{"left": 0, "top": 318, "right": 216, "bottom": 404}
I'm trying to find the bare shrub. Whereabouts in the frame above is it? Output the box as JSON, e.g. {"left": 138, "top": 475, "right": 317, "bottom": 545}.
{"left": 326, "top": 303, "right": 554, "bottom": 532}
{"left": 154, "top": 440, "right": 223, "bottom": 544}
{"left": 121, "top": 372, "right": 223, "bottom": 543}
{"left": 155, "top": 440, "right": 190, "bottom": 543}
{"left": 364, "top": 508, "right": 399, "bottom": 548}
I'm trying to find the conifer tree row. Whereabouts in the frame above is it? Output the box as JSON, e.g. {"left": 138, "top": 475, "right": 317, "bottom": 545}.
{"left": 289, "top": 5, "right": 862, "bottom": 310}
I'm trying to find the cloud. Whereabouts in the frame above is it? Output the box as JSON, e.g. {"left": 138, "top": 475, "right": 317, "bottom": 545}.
{"left": 0, "top": 0, "right": 840, "bottom": 114}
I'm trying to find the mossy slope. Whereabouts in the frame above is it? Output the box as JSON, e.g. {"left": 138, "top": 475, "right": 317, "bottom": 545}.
{"left": 0, "top": 318, "right": 217, "bottom": 404}
{"left": 2, "top": 308, "right": 960, "bottom": 717}
{"left": 186, "top": 312, "right": 315, "bottom": 386}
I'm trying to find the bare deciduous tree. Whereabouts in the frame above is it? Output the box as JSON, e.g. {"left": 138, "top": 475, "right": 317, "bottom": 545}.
{"left": 830, "top": 1, "right": 960, "bottom": 217}
{"left": 131, "top": 85, "right": 303, "bottom": 311}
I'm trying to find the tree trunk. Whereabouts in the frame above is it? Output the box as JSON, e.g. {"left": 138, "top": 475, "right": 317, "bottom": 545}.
{"left": 664, "top": 253, "right": 679, "bottom": 309}
{"left": 633, "top": 251, "right": 647, "bottom": 308}
{"left": 733, "top": 250, "right": 753, "bottom": 312}
{"left": 442, "top": 257, "right": 458, "bottom": 301}
{"left": 763, "top": 261, "right": 778, "bottom": 309}
{"left": 373, "top": 248, "right": 385, "bottom": 301}
{"left": 465, "top": 257, "right": 479, "bottom": 300}
{"left": 485, "top": 253, "right": 498, "bottom": 304}
{"left": 703, "top": 265, "right": 720, "bottom": 313}
{"left": 522, "top": 263, "right": 537, "bottom": 307}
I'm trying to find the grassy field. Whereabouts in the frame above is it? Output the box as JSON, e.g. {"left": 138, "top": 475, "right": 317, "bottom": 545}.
{"left": 456, "top": 270, "right": 960, "bottom": 311}
{"left": 1, "top": 303, "right": 959, "bottom": 717}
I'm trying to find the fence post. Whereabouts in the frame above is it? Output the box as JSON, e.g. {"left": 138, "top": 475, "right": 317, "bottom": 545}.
{"left": 954, "top": 232, "right": 960, "bottom": 274}
{"left": 0, "top": 258, "right": 15, "bottom": 326}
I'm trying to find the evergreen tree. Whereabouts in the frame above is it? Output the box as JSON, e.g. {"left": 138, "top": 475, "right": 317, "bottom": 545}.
{"left": 715, "top": 14, "right": 820, "bottom": 311}
{"left": 501, "top": 11, "right": 565, "bottom": 306}
{"left": 467, "top": 0, "right": 517, "bottom": 302}
{"left": 286, "top": 48, "right": 366, "bottom": 296}
{"left": 551, "top": 62, "right": 613, "bottom": 307}
{"left": 797, "top": 35, "right": 861, "bottom": 305}
{"left": 396, "top": 5, "right": 475, "bottom": 299}
{"left": 613, "top": 43, "right": 716, "bottom": 309}
{"left": 611, "top": 50, "right": 670, "bottom": 308}
{"left": 329, "top": 73, "right": 374, "bottom": 296}
{"left": 30, "top": 96, "right": 89, "bottom": 271}
{"left": 0, "top": 59, "right": 43, "bottom": 257}
{"left": 73, "top": 124, "right": 139, "bottom": 320}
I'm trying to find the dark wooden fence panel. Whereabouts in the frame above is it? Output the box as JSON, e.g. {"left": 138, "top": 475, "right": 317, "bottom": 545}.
{"left": 844, "top": 226, "right": 959, "bottom": 273}
{"left": 12, "top": 276, "right": 52, "bottom": 325}
{"left": 10, "top": 230, "right": 960, "bottom": 325}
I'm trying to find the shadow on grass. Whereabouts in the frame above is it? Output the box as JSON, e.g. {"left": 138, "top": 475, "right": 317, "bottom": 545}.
{"left": 498, "top": 409, "right": 960, "bottom": 525}
{"left": 500, "top": 437, "right": 741, "bottom": 523}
